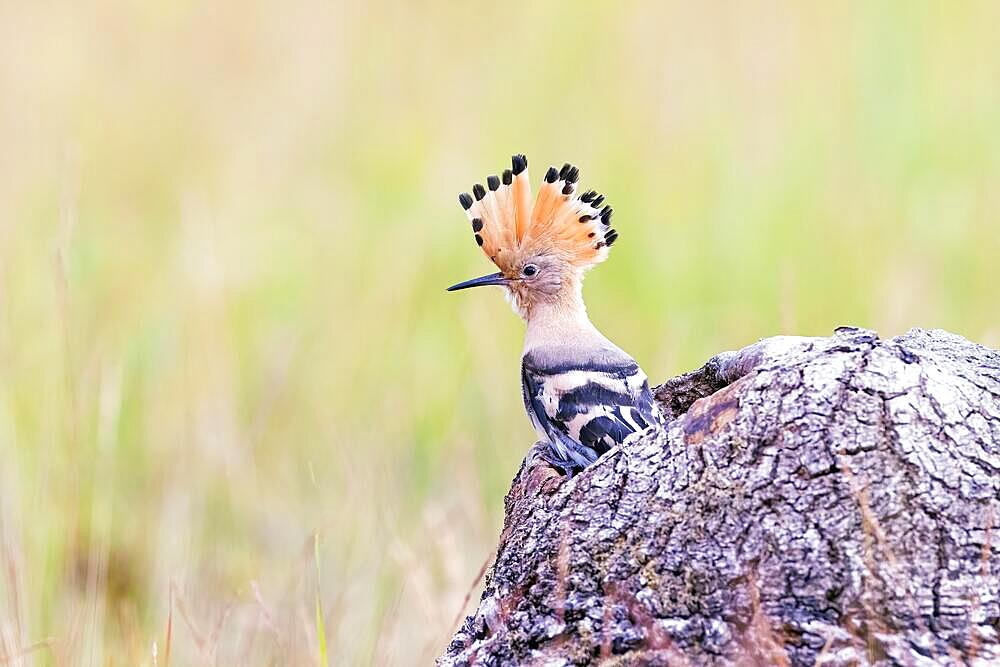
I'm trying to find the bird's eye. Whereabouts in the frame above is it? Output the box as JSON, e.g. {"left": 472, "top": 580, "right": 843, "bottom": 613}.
{"left": 522, "top": 264, "right": 538, "bottom": 277}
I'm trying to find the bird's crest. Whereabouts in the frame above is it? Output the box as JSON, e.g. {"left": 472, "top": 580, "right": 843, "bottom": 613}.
{"left": 458, "top": 155, "right": 618, "bottom": 274}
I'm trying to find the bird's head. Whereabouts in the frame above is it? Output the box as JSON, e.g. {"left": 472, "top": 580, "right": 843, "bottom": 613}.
{"left": 446, "top": 155, "right": 618, "bottom": 319}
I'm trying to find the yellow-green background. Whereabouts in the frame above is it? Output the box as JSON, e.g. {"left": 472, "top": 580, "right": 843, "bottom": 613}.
{"left": 0, "top": 1, "right": 997, "bottom": 664}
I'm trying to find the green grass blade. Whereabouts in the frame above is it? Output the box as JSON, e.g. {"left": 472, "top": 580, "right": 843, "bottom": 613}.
{"left": 314, "top": 532, "right": 328, "bottom": 666}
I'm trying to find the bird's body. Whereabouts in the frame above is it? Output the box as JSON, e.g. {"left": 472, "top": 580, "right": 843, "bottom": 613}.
{"left": 448, "top": 155, "right": 661, "bottom": 475}
{"left": 519, "top": 285, "right": 658, "bottom": 472}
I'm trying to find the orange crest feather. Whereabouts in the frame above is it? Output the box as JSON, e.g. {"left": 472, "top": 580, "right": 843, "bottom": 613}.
{"left": 458, "top": 155, "right": 618, "bottom": 274}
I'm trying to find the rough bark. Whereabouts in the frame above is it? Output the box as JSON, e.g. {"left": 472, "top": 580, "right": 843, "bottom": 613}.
{"left": 440, "top": 327, "right": 1000, "bottom": 666}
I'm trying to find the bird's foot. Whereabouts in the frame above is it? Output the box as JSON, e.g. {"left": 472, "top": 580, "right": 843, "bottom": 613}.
{"left": 536, "top": 445, "right": 580, "bottom": 479}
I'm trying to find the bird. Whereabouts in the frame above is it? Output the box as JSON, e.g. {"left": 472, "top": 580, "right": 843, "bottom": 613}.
{"left": 447, "top": 154, "right": 661, "bottom": 476}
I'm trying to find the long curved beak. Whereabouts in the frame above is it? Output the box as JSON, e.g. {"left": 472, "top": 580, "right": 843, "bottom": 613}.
{"left": 446, "top": 272, "right": 509, "bottom": 292}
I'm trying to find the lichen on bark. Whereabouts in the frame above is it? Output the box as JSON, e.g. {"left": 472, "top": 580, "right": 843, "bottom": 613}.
{"left": 440, "top": 328, "right": 1000, "bottom": 666}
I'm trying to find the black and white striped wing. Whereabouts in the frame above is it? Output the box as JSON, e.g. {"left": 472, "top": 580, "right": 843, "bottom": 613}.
{"left": 521, "top": 356, "right": 658, "bottom": 472}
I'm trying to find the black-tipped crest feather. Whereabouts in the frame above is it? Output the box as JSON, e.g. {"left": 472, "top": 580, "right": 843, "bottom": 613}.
{"left": 511, "top": 154, "right": 527, "bottom": 175}
{"left": 456, "top": 153, "right": 618, "bottom": 269}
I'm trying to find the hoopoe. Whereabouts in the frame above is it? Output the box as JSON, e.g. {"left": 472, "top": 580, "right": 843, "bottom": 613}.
{"left": 447, "top": 154, "right": 661, "bottom": 476}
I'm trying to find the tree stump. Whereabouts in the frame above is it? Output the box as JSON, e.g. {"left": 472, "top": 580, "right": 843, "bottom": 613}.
{"left": 440, "top": 328, "right": 1000, "bottom": 666}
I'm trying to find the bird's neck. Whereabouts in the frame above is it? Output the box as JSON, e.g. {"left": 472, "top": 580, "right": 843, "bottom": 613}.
{"left": 523, "top": 285, "right": 602, "bottom": 351}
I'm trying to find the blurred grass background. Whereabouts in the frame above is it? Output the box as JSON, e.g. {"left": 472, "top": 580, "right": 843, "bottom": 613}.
{"left": 0, "top": 1, "right": 998, "bottom": 664}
